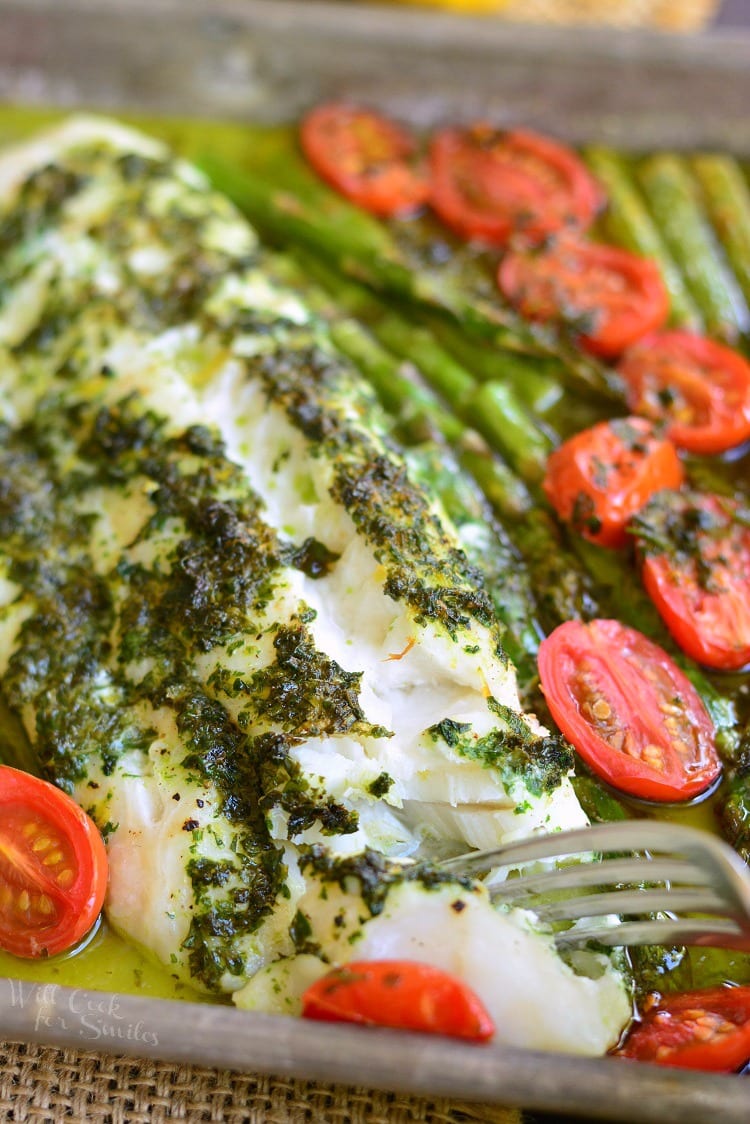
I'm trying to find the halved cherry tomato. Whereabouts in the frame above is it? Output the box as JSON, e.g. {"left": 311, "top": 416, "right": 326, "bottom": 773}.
{"left": 618, "top": 331, "right": 750, "bottom": 455}
{"left": 543, "top": 417, "right": 684, "bottom": 549}
{"left": 300, "top": 104, "right": 429, "bottom": 218}
{"left": 0, "top": 766, "right": 108, "bottom": 958}
{"left": 633, "top": 491, "right": 750, "bottom": 672}
{"left": 614, "top": 986, "right": 750, "bottom": 1072}
{"left": 498, "top": 239, "right": 669, "bottom": 357}
{"left": 538, "top": 619, "right": 720, "bottom": 802}
{"left": 302, "top": 959, "right": 495, "bottom": 1042}
{"left": 429, "top": 125, "right": 602, "bottom": 247}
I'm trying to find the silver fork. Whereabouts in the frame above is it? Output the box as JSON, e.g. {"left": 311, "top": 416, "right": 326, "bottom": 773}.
{"left": 436, "top": 820, "right": 750, "bottom": 950}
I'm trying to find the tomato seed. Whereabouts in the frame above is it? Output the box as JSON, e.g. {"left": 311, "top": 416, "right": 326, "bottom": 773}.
{"left": 591, "top": 698, "right": 612, "bottom": 721}
{"left": 31, "top": 836, "right": 52, "bottom": 853}
{"left": 57, "top": 869, "right": 74, "bottom": 888}
{"left": 623, "top": 732, "right": 638, "bottom": 757}
{"left": 17, "top": 890, "right": 30, "bottom": 913}
{"left": 642, "top": 744, "right": 665, "bottom": 771}
{"left": 43, "top": 851, "right": 64, "bottom": 867}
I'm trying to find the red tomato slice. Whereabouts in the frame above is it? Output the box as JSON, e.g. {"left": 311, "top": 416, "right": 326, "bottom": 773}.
{"left": 618, "top": 331, "right": 750, "bottom": 455}
{"left": 429, "top": 125, "right": 602, "bottom": 247}
{"left": 633, "top": 491, "right": 750, "bottom": 672}
{"left": 538, "top": 619, "right": 720, "bottom": 802}
{"left": 300, "top": 103, "right": 429, "bottom": 218}
{"left": 302, "top": 960, "right": 495, "bottom": 1042}
{"left": 499, "top": 238, "right": 669, "bottom": 358}
{"left": 615, "top": 987, "right": 750, "bottom": 1072}
{"left": 0, "top": 766, "right": 108, "bottom": 959}
{"left": 543, "top": 417, "right": 684, "bottom": 548}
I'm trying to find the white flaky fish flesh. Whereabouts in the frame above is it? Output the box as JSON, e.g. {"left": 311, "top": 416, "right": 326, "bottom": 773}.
{"left": 0, "top": 118, "right": 629, "bottom": 1054}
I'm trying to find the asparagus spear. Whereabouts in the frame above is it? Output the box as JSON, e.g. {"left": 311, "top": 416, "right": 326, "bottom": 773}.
{"left": 637, "top": 153, "right": 750, "bottom": 341}
{"left": 418, "top": 310, "right": 565, "bottom": 415}
{"left": 571, "top": 772, "right": 630, "bottom": 824}
{"left": 286, "top": 245, "right": 554, "bottom": 482}
{"left": 585, "top": 146, "right": 702, "bottom": 331}
{"left": 456, "top": 443, "right": 534, "bottom": 523}
{"left": 718, "top": 780, "right": 750, "bottom": 864}
{"left": 403, "top": 442, "right": 543, "bottom": 689}
{"left": 717, "top": 713, "right": 750, "bottom": 863}
{"left": 465, "top": 382, "right": 552, "bottom": 486}
{"left": 198, "top": 153, "right": 623, "bottom": 404}
{"left": 691, "top": 153, "right": 750, "bottom": 312}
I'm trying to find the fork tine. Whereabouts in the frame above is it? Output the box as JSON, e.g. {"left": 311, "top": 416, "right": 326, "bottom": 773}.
{"left": 529, "top": 887, "right": 731, "bottom": 923}
{"left": 436, "top": 821, "right": 750, "bottom": 954}
{"left": 487, "top": 857, "right": 705, "bottom": 902}
{"left": 438, "top": 820, "right": 736, "bottom": 879}
{"left": 436, "top": 822, "right": 629, "bottom": 875}
{"left": 674, "top": 831, "right": 750, "bottom": 919}
{"left": 556, "top": 917, "right": 748, "bottom": 950}
{"left": 441, "top": 821, "right": 750, "bottom": 877}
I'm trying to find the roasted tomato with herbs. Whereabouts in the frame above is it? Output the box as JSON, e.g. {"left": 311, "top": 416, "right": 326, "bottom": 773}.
{"left": 302, "top": 960, "right": 495, "bottom": 1042}
{"left": 0, "top": 766, "right": 108, "bottom": 959}
{"left": 538, "top": 619, "right": 720, "bottom": 803}
{"left": 300, "top": 103, "right": 429, "bottom": 218}
{"left": 429, "top": 125, "right": 602, "bottom": 247}
{"left": 632, "top": 491, "right": 750, "bottom": 672}
{"left": 618, "top": 331, "right": 750, "bottom": 455}
{"left": 615, "top": 986, "right": 750, "bottom": 1072}
{"left": 498, "top": 239, "right": 669, "bottom": 358}
{"left": 543, "top": 417, "right": 684, "bottom": 549}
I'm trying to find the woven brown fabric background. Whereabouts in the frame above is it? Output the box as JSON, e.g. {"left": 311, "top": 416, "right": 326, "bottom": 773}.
{"left": 0, "top": 1041, "right": 522, "bottom": 1124}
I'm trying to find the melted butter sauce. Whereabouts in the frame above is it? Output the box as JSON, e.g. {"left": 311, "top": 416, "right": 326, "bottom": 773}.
{"left": 0, "top": 919, "right": 210, "bottom": 1002}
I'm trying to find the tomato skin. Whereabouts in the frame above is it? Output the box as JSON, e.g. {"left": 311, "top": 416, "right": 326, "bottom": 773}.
{"left": 538, "top": 620, "right": 720, "bottom": 803}
{"left": 499, "top": 239, "right": 669, "bottom": 357}
{"left": 0, "top": 766, "right": 108, "bottom": 959}
{"left": 302, "top": 960, "right": 495, "bottom": 1042}
{"left": 618, "top": 331, "right": 750, "bottom": 455}
{"left": 615, "top": 987, "right": 750, "bottom": 1072}
{"left": 634, "top": 491, "right": 750, "bottom": 672}
{"left": 300, "top": 104, "right": 429, "bottom": 218}
{"left": 543, "top": 417, "right": 684, "bottom": 549}
{"left": 429, "top": 125, "right": 602, "bottom": 248}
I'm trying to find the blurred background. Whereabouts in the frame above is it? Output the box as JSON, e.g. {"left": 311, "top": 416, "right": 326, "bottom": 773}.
{"left": 366, "top": 0, "right": 747, "bottom": 32}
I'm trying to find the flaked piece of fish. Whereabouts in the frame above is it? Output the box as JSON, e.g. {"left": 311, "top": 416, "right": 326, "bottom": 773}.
{"left": 0, "top": 117, "right": 629, "bottom": 1052}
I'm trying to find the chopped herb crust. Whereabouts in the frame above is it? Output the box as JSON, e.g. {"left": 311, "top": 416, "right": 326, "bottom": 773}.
{"left": 0, "top": 123, "right": 578, "bottom": 995}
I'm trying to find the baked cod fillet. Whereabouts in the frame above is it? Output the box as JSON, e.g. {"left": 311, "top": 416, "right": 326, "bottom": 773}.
{"left": 0, "top": 118, "right": 629, "bottom": 1053}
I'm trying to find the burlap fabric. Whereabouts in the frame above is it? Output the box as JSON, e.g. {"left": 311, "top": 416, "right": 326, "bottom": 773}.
{"left": 0, "top": 1041, "right": 522, "bottom": 1123}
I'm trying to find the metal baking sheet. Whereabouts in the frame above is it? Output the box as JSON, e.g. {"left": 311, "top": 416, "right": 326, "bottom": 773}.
{"left": 1, "top": 3, "right": 750, "bottom": 1120}
{"left": 2, "top": 0, "right": 750, "bottom": 149}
